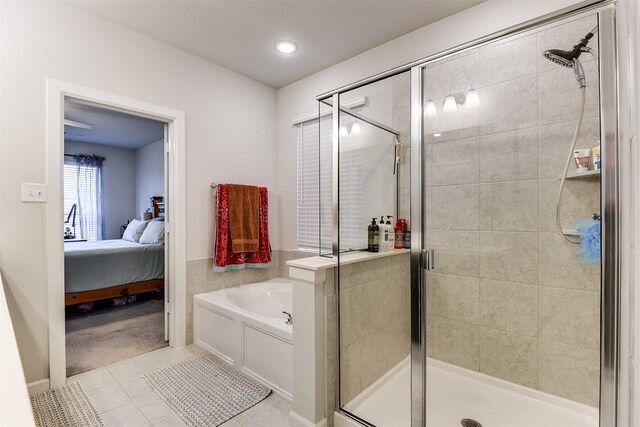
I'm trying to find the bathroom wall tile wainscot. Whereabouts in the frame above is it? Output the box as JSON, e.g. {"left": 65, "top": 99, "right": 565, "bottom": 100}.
{"left": 337, "top": 252, "right": 411, "bottom": 404}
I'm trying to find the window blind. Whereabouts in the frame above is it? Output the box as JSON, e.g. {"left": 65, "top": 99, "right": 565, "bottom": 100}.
{"left": 296, "top": 116, "right": 365, "bottom": 252}
{"left": 64, "top": 162, "right": 99, "bottom": 241}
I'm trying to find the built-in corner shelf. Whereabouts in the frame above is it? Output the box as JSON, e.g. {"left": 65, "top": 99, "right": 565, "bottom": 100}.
{"left": 566, "top": 170, "right": 601, "bottom": 180}
{"left": 563, "top": 229, "right": 581, "bottom": 237}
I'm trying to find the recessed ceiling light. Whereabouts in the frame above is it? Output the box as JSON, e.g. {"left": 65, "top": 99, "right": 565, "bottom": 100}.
{"left": 275, "top": 41, "right": 298, "bottom": 54}
{"left": 433, "top": 133, "right": 442, "bottom": 137}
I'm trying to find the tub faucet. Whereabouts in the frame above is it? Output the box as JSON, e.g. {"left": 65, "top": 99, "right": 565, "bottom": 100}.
{"left": 283, "top": 311, "right": 293, "bottom": 325}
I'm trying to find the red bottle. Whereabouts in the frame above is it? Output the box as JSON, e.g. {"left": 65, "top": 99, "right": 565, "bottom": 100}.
{"left": 394, "top": 219, "right": 407, "bottom": 249}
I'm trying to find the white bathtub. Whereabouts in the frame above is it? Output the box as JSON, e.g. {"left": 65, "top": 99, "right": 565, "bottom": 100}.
{"left": 193, "top": 278, "right": 293, "bottom": 401}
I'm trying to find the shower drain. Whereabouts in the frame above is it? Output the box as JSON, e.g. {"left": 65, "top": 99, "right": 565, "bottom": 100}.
{"left": 461, "top": 419, "right": 483, "bottom": 427}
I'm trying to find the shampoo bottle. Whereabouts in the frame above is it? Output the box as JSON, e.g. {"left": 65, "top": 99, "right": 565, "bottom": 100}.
{"left": 379, "top": 216, "right": 389, "bottom": 252}
{"left": 368, "top": 218, "right": 379, "bottom": 252}
{"left": 386, "top": 216, "right": 394, "bottom": 251}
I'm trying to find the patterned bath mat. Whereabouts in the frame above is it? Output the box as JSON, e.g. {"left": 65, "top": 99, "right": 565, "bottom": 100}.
{"left": 143, "top": 354, "right": 271, "bottom": 426}
{"left": 30, "top": 382, "right": 103, "bottom": 427}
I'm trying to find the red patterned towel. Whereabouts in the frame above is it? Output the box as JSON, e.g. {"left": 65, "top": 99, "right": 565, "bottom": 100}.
{"left": 214, "top": 184, "right": 271, "bottom": 271}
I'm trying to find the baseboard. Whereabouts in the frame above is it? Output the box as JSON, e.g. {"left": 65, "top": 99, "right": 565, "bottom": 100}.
{"left": 27, "top": 378, "right": 50, "bottom": 396}
{"left": 289, "top": 410, "right": 328, "bottom": 427}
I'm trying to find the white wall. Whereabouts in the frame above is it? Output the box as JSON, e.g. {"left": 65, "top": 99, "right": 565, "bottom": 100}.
{"left": 135, "top": 139, "right": 164, "bottom": 217}
{"left": 275, "top": 0, "right": 585, "bottom": 250}
{"left": 64, "top": 140, "right": 137, "bottom": 239}
{"left": 0, "top": 1, "right": 277, "bottom": 383}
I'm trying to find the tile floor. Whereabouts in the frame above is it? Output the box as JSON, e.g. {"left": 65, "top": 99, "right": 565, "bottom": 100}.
{"left": 67, "top": 345, "right": 291, "bottom": 426}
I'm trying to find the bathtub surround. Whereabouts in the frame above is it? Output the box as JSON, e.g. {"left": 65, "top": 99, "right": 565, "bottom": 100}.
{"left": 186, "top": 250, "right": 312, "bottom": 344}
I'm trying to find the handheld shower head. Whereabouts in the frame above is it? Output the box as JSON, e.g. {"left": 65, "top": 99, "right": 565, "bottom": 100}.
{"left": 542, "top": 25, "right": 597, "bottom": 88}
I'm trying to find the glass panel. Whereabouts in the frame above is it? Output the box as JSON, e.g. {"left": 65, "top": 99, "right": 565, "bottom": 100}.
{"left": 422, "top": 13, "right": 601, "bottom": 427}
{"left": 337, "top": 71, "right": 412, "bottom": 426}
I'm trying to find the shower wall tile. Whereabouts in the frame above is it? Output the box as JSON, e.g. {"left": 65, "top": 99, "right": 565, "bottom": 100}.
{"left": 431, "top": 184, "right": 479, "bottom": 230}
{"left": 538, "top": 232, "right": 600, "bottom": 291}
{"left": 479, "top": 75, "right": 537, "bottom": 135}
{"left": 479, "top": 279, "right": 538, "bottom": 336}
{"left": 538, "top": 178, "right": 600, "bottom": 233}
{"left": 538, "top": 286, "right": 600, "bottom": 350}
{"left": 431, "top": 137, "right": 480, "bottom": 186}
{"left": 479, "top": 327, "right": 538, "bottom": 388}
{"left": 399, "top": 188, "right": 411, "bottom": 223}
{"left": 479, "top": 231, "right": 538, "bottom": 284}
{"left": 479, "top": 33, "right": 537, "bottom": 87}
{"left": 392, "top": 79, "right": 411, "bottom": 111}
{"left": 427, "top": 316, "right": 480, "bottom": 371}
{"left": 538, "top": 60, "right": 600, "bottom": 126}
{"left": 426, "top": 272, "right": 480, "bottom": 323}
{"left": 399, "top": 147, "right": 411, "bottom": 190}
{"left": 339, "top": 252, "right": 410, "bottom": 290}
{"left": 479, "top": 127, "right": 538, "bottom": 182}
{"left": 424, "top": 51, "right": 479, "bottom": 98}
{"left": 424, "top": 52, "right": 479, "bottom": 141}
{"left": 425, "top": 230, "right": 479, "bottom": 277}
{"left": 538, "top": 339, "right": 600, "bottom": 407}
{"left": 537, "top": 14, "right": 599, "bottom": 74}
{"left": 479, "top": 181, "right": 539, "bottom": 232}
{"left": 538, "top": 118, "right": 600, "bottom": 179}
{"left": 392, "top": 107, "right": 411, "bottom": 146}
{"left": 340, "top": 280, "right": 380, "bottom": 348}
{"left": 340, "top": 343, "right": 362, "bottom": 404}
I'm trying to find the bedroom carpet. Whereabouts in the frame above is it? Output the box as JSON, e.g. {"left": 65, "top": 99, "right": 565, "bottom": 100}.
{"left": 66, "top": 299, "right": 167, "bottom": 376}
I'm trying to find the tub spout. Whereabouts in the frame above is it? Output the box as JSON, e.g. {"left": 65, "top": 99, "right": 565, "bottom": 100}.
{"left": 283, "top": 311, "right": 293, "bottom": 325}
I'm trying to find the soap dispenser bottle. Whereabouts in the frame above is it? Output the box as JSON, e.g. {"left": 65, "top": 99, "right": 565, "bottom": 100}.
{"left": 368, "top": 218, "right": 379, "bottom": 252}
{"left": 380, "top": 216, "right": 389, "bottom": 252}
{"left": 386, "top": 216, "right": 393, "bottom": 251}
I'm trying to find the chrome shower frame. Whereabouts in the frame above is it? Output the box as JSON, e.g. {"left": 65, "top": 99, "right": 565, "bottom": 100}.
{"left": 322, "top": 1, "right": 620, "bottom": 426}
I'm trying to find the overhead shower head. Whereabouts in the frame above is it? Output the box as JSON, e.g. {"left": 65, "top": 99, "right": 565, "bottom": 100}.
{"left": 542, "top": 25, "right": 598, "bottom": 88}
{"left": 543, "top": 49, "right": 578, "bottom": 68}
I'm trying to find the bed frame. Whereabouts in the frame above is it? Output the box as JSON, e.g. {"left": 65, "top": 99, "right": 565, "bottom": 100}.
{"left": 65, "top": 278, "right": 164, "bottom": 306}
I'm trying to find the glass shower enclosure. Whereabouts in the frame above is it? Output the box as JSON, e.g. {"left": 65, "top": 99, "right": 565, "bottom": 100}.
{"left": 320, "top": 4, "right": 618, "bottom": 427}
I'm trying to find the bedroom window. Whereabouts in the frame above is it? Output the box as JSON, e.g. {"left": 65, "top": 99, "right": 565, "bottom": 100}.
{"left": 64, "top": 157, "right": 104, "bottom": 241}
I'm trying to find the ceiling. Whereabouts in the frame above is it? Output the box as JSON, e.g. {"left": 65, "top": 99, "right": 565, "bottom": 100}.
{"left": 66, "top": 0, "right": 485, "bottom": 88}
{"left": 64, "top": 99, "right": 165, "bottom": 149}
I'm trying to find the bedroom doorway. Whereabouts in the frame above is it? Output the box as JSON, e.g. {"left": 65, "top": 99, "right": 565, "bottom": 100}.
{"left": 62, "top": 99, "right": 169, "bottom": 376}
{"left": 46, "top": 80, "right": 187, "bottom": 388}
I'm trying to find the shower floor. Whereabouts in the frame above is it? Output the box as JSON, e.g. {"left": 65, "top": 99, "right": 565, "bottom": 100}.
{"left": 338, "top": 357, "right": 598, "bottom": 427}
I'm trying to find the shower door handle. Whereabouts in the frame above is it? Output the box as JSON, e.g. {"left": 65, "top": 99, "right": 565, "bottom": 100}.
{"left": 421, "top": 249, "right": 435, "bottom": 271}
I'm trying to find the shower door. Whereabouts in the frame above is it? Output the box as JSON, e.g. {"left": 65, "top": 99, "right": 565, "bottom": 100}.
{"left": 411, "top": 8, "right": 616, "bottom": 427}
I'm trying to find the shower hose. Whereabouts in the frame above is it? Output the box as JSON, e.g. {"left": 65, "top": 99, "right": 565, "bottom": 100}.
{"left": 556, "top": 85, "right": 586, "bottom": 244}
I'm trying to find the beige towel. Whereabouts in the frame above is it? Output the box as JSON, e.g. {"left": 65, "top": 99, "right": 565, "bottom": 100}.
{"left": 227, "top": 184, "right": 260, "bottom": 253}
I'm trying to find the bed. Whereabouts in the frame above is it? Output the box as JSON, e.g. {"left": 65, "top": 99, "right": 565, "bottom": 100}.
{"left": 64, "top": 239, "right": 164, "bottom": 305}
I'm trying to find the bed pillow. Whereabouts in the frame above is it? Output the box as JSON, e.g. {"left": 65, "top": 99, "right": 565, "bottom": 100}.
{"left": 122, "top": 219, "right": 149, "bottom": 242}
{"left": 139, "top": 220, "right": 165, "bottom": 245}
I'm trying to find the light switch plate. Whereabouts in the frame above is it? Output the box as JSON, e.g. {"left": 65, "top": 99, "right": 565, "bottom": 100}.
{"left": 21, "top": 183, "right": 47, "bottom": 203}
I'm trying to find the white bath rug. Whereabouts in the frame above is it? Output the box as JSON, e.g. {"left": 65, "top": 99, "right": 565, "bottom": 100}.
{"left": 30, "top": 382, "right": 103, "bottom": 427}
{"left": 143, "top": 353, "right": 271, "bottom": 426}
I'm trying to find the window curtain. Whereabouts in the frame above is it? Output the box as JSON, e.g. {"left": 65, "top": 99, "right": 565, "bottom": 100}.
{"left": 74, "top": 154, "right": 105, "bottom": 241}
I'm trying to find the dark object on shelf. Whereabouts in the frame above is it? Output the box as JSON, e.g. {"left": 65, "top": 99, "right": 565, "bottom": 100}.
{"left": 64, "top": 204, "right": 77, "bottom": 239}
